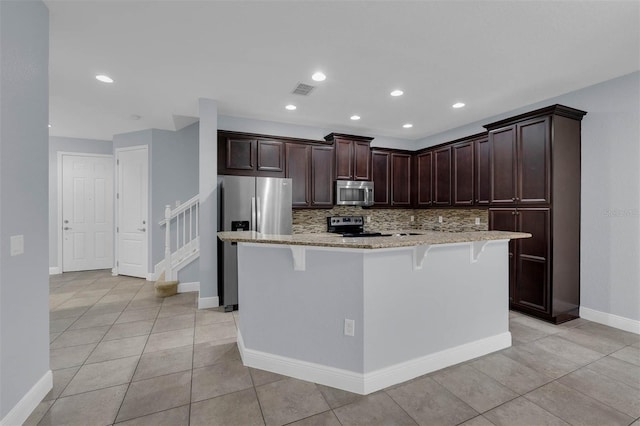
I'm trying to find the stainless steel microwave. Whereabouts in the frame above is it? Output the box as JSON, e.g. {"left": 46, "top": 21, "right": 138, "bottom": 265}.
{"left": 335, "top": 180, "right": 374, "bottom": 207}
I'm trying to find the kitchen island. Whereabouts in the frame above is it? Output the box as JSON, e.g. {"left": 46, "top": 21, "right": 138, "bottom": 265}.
{"left": 218, "top": 230, "right": 530, "bottom": 394}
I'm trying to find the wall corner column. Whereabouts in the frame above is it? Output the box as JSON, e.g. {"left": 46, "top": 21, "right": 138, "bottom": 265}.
{"left": 198, "top": 99, "right": 219, "bottom": 303}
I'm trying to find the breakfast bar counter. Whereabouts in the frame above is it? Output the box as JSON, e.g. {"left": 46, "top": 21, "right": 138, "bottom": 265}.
{"left": 218, "top": 230, "right": 530, "bottom": 394}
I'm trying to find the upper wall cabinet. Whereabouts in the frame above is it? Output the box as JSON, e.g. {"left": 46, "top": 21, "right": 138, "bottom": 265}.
{"left": 452, "top": 140, "right": 474, "bottom": 206}
{"left": 324, "top": 133, "right": 373, "bottom": 181}
{"left": 371, "top": 150, "right": 390, "bottom": 206}
{"left": 475, "top": 135, "right": 491, "bottom": 205}
{"left": 488, "top": 116, "right": 552, "bottom": 205}
{"left": 371, "top": 149, "right": 412, "bottom": 207}
{"left": 433, "top": 146, "right": 452, "bottom": 206}
{"left": 416, "top": 151, "right": 432, "bottom": 207}
{"left": 218, "top": 131, "right": 285, "bottom": 177}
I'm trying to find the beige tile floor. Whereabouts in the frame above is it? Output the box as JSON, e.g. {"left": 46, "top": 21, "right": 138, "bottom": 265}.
{"left": 27, "top": 270, "right": 640, "bottom": 425}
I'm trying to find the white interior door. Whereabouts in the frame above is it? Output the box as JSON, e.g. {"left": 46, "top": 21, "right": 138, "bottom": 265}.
{"left": 62, "top": 155, "right": 114, "bottom": 272}
{"left": 116, "top": 146, "right": 149, "bottom": 278}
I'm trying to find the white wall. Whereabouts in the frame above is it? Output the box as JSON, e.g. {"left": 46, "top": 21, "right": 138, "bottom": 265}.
{"left": 0, "top": 0, "right": 52, "bottom": 423}
{"left": 48, "top": 136, "right": 113, "bottom": 270}
{"left": 417, "top": 72, "right": 640, "bottom": 324}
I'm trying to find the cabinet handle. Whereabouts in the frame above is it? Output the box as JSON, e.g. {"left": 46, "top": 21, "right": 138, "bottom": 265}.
{"left": 511, "top": 212, "right": 516, "bottom": 216}
{"left": 512, "top": 197, "right": 516, "bottom": 201}
{"left": 516, "top": 197, "right": 520, "bottom": 201}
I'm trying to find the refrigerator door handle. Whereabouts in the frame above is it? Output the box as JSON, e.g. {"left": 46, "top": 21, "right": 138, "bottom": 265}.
{"left": 251, "top": 197, "right": 256, "bottom": 231}
{"left": 256, "top": 196, "right": 261, "bottom": 233}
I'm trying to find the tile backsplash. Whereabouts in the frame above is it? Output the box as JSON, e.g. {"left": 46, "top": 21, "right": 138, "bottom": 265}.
{"left": 292, "top": 207, "right": 488, "bottom": 234}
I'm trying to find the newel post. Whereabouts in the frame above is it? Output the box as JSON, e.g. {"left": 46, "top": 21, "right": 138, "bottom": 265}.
{"left": 164, "top": 204, "right": 172, "bottom": 281}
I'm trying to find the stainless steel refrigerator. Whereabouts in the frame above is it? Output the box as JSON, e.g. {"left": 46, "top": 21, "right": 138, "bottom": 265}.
{"left": 218, "top": 176, "right": 292, "bottom": 311}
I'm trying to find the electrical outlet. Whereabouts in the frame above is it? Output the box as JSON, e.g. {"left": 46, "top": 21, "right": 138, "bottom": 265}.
{"left": 438, "top": 216, "right": 443, "bottom": 223}
{"left": 475, "top": 217, "right": 481, "bottom": 225}
{"left": 10, "top": 235, "right": 24, "bottom": 256}
{"left": 410, "top": 215, "right": 415, "bottom": 222}
{"left": 366, "top": 216, "right": 371, "bottom": 223}
{"left": 344, "top": 319, "right": 355, "bottom": 336}
{"left": 175, "top": 200, "right": 181, "bottom": 207}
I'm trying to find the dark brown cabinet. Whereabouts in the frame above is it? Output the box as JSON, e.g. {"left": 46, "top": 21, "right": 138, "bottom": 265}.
{"left": 487, "top": 105, "right": 586, "bottom": 323}
{"left": 285, "top": 143, "right": 311, "bottom": 207}
{"left": 310, "top": 145, "right": 334, "bottom": 207}
{"left": 371, "top": 149, "right": 412, "bottom": 207}
{"left": 433, "top": 146, "right": 452, "bottom": 206}
{"left": 324, "top": 133, "right": 372, "bottom": 181}
{"left": 416, "top": 151, "right": 432, "bottom": 207}
{"left": 489, "top": 117, "right": 550, "bottom": 205}
{"left": 218, "top": 132, "right": 285, "bottom": 177}
{"left": 371, "top": 150, "right": 390, "bottom": 206}
{"left": 452, "top": 140, "right": 474, "bottom": 206}
{"left": 490, "top": 208, "right": 550, "bottom": 312}
{"left": 391, "top": 153, "right": 412, "bottom": 206}
{"left": 475, "top": 136, "right": 490, "bottom": 205}
{"left": 284, "top": 143, "right": 334, "bottom": 208}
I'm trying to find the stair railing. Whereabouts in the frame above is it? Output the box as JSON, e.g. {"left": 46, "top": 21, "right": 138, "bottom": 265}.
{"left": 159, "top": 194, "right": 199, "bottom": 281}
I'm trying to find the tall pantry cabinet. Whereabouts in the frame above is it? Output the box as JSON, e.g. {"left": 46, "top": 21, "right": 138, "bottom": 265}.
{"left": 486, "top": 105, "right": 587, "bottom": 324}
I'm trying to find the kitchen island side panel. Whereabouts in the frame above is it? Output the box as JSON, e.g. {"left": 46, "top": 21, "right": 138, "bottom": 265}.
{"left": 362, "top": 242, "right": 510, "bottom": 373}
{"left": 238, "top": 244, "right": 365, "bottom": 372}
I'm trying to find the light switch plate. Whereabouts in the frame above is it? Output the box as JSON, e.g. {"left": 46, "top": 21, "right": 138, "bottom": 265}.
{"left": 475, "top": 217, "right": 481, "bottom": 225}
{"left": 344, "top": 319, "right": 355, "bottom": 336}
{"left": 10, "top": 235, "right": 24, "bottom": 256}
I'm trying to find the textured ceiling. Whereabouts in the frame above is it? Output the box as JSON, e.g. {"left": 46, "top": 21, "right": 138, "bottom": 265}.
{"left": 46, "top": 1, "right": 640, "bottom": 142}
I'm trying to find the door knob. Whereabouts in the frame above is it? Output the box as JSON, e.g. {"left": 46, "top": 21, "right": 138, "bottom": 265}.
{"left": 63, "top": 227, "right": 71, "bottom": 230}
{"left": 137, "top": 227, "right": 146, "bottom": 232}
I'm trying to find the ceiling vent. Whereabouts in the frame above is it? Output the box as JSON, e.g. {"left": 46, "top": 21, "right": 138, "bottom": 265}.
{"left": 292, "top": 82, "right": 315, "bottom": 96}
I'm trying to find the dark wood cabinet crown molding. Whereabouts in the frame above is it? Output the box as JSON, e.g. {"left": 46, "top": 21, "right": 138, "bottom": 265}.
{"left": 483, "top": 104, "right": 587, "bottom": 130}
{"left": 323, "top": 133, "right": 374, "bottom": 143}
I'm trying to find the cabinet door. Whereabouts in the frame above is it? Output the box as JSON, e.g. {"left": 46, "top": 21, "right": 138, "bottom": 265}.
{"left": 353, "top": 141, "right": 371, "bottom": 180}
{"left": 518, "top": 117, "right": 550, "bottom": 204}
{"left": 371, "top": 150, "right": 390, "bottom": 206}
{"left": 475, "top": 137, "right": 490, "bottom": 205}
{"left": 416, "top": 152, "right": 432, "bottom": 207}
{"left": 224, "top": 138, "right": 254, "bottom": 171}
{"left": 452, "top": 141, "right": 474, "bottom": 206}
{"left": 489, "top": 209, "right": 517, "bottom": 302}
{"left": 515, "top": 208, "right": 550, "bottom": 314}
{"left": 490, "top": 126, "right": 517, "bottom": 204}
{"left": 285, "top": 144, "right": 311, "bottom": 207}
{"left": 433, "top": 146, "right": 451, "bottom": 206}
{"left": 257, "top": 140, "right": 284, "bottom": 174}
{"left": 391, "top": 153, "right": 412, "bottom": 206}
{"left": 334, "top": 139, "right": 353, "bottom": 180}
{"left": 311, "top": 146, "right": 334, "bottom": 207}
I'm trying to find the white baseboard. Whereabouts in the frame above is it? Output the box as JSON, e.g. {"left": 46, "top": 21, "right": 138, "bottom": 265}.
{"left": 580, "top": 307, "right": 640, "bottom": 335}
{"left": 49, "top": 267, "right": 61, "bottom": 275}
{"left": 0, "top": 370, "right": 52, "bottom": 426}
{"left": 237, "top": 331, "right": 511, "bottom": 395}
{"left": 198, "top": 296, "right": 219, "bottom": 309}
{"left": 178, "top": 282, "right": 200, "bottom": 293}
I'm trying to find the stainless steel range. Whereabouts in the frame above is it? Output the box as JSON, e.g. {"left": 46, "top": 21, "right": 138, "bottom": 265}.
{"left": 327, "top": 216, "right": 391, "bottom": 237}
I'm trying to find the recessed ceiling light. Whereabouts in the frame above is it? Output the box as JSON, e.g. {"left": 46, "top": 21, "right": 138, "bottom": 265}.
{"left": 390, "top": 90, "right": 404, "bottom": 97}
{"left": 95, "top": 74, "right": 114, "bottom": 83}
{"left": 452, "top": 102, "right": 466, "bottom": 108}
{"left": 285, "top": 104, "right": 297, "bottom": 111}
{"left": 350, "top": 115, "right": 361, "bottom": 121}
{"left": 311, "top": 71, "right": 326, "bottom": 82}
{"left": 403, "top": 123, "right": 413, "bottom": 128}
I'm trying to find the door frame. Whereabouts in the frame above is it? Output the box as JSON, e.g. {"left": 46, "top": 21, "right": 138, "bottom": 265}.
{"left": 114, "top": 145, "right": 150, "bottom": 278}
{"left": 56, "top": 152, "right": 114, "bottom": 274}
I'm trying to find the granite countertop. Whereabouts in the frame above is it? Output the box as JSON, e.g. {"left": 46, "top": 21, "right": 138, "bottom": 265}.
{"left": 217, "top": 229, "right": 531, "bottom": 249}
